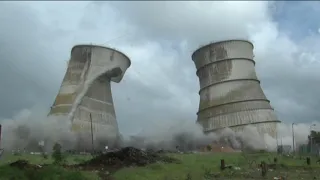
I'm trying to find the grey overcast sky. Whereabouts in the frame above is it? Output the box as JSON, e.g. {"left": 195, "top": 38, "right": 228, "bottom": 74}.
{"left": 1, "top": 1, "right": 320, "bottom": 135}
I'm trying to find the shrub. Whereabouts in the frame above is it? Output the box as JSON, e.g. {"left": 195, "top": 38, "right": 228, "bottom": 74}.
{"left": 52, "top": 143, "right": 64, "bottom": 164}
{"left": 206, "top": 145, "right": 212, "bottom": 151}
{"left": 185, "top": 173, "right": 192, "bottom": 180}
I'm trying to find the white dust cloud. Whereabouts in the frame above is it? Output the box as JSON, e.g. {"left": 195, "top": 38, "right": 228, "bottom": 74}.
{"left": 0, "top": 106, "right": 317, "bottom": 152}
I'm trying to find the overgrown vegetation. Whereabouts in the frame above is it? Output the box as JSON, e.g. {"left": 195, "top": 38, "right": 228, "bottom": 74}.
{"left": 112, "top": 153, "right": 320, "bottom": 180}
{"left": 0, "top": 150, "right": 320, "bottom": 180}
{"left": 52, "top": 143, "right": 64, "bottom": 165}
{"left": 0, "top": 164, "right": 93, "bottom": 180}
{"left": 206, "top": 145, "right": 212, "bottom": 151}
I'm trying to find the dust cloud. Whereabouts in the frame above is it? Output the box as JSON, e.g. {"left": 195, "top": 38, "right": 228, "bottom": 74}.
{"left": 0, "top": 108, "right": 122, "bottom": 152}
{"left": 0, "top": 65, "right": 126, "bottom": 153}
{"left": 0, "top": 107, "right": 316, "bottom": 153}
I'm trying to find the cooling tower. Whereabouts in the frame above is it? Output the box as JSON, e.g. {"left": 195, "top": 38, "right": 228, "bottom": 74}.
{"left": 48, "top": 45, "right": 131, "bottom": 136}
{"left": 191, "top": 40, "right": 280, "bottom": 138}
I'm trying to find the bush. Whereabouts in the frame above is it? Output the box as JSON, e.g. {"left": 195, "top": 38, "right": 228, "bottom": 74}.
{"left": 52, "top": 143, "right": 64, "bottom": 164}
{"left": 185, "top": 173, "right": 192, "bottom": 180}
{"left": 43, "top": 154, "right": 48, "bottom": 159}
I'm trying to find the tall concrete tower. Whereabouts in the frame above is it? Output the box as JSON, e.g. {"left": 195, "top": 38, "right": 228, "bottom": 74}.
{"left": 48, "top": 45, "right": 131, "bottom": 137}
{"left": 191, "top": 40, "right": 280, "bottom": 138}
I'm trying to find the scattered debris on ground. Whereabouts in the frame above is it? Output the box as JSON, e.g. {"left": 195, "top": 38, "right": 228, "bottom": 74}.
{"left": 73, "top": 147, "right": 180, "bottom": 171}
{"left": 233, "top": 166, "right": 241, "bottom": 170}
{"left": 273, "top": 176, "right": 288, "bottom": 180}
{"left": 8, "top": 146, "right": 180, "bottom": 180}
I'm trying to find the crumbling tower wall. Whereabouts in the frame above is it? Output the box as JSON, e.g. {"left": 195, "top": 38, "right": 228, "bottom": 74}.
{"left": 191, "top": 40, "right": 280, "bottom": 138}
{"left": 48, "top": 45, "right": 131, "bottom": 138}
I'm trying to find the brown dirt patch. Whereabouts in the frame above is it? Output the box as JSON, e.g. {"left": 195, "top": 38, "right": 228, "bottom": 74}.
{"left": 70, "top": 147, "right": 180, "bottom": 172}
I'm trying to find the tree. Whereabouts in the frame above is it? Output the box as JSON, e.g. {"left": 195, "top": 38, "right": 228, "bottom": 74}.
{"left": 52, "top": 143, "right": 64, "bottom": 164}
{"left": 206, "top": 145, "right": 212, "bottom": 151}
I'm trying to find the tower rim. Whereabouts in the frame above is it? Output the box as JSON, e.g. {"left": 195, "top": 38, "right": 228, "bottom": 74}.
{"left": 191, "top": 39, "right": 254, "bottom": 61}
{"left": 71, "top": 44, "right": 131, "bottom": 67}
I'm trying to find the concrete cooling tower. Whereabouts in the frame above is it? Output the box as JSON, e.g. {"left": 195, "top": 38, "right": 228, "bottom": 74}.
{"left": 48, "top": 45, "right": 131, "bottom": 136}
{"left": 191, "top": 40, "right": 280, "bottom": 138}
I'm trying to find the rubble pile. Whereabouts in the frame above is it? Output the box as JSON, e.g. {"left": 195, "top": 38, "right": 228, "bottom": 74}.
{"left": 10, "top": 160, "right": 30, "bottom": 169}
{"left": 9, "top": 160, "right": 42, "bottom": 170}
{"left": 77, "top": 147, "right": 179, "bottom": 170}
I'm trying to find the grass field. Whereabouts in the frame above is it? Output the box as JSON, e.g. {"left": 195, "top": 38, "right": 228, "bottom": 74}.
{"left": 113, "top": 152, "right": 320, "bottom": 180}
{"left": 0, "top": 151, "right": 319, "bottom": 180}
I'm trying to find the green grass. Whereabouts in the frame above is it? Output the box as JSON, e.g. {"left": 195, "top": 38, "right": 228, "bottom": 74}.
{"left": 0, "top": 152, "right": 319, "bottom": 180}
{"left": 113, "top": 153, "right": 248, "bottom": 180}
{"left": 0, "top": 164, "right": 100, "bottom": 180}
{"left": 0, "top": 153, "right": 99, "bottom": 180}
{"left": 0, "top": 153, "right": 92, "bottom": 165}
{"left": 113, "top": 152, "right": 320, "bottom": 180}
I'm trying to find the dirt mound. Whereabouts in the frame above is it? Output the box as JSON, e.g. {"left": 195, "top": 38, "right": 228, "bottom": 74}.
{"left": 77, "top": 147, "right": 179, "bottom": 170}
{"left": 9, "top": 160, "right": 42, "bottom": 170}
{"left": 10, "top": 160, "right": 29, "bottom": 169}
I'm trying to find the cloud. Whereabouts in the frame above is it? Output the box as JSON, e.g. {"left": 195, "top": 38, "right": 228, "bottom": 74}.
{"left": 105, "top": 1, "right": 270, "bottom": 44}
{"left": 273, "top": 1, "right": 320, "bottom": 39}
{"left": 0, "top": 1, "right": 320, "bottom": 138}
{"left": 0, "top": 2, "right": 65, "bottom": 117}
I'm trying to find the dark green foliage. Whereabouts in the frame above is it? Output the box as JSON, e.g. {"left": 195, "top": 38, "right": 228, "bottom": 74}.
{"left": 52, "top": 143, "right": 64, "bottom": 164}
{"left": 259, "top": 150, "right": 267, "bottom": 153}
{"left": 13, "top": 151, "right": 22, "bottom": 156}
{"left": 43, "top": 154, "right": 48, "bottom": 159}
{"left": 203, "top": 168, "right": 213, "bottom": 180}
{"left": 0, "top": 165, "right": 87, "bottom": 180}
{"left": 206, "top": 145, "right": 212, "bottom": 151}
{"left": 0, "top": 165, "right": 27, "bottom": 180}
{"left": 73, "top": 157, "right": 86, "bottom": 164}
{"left": 27, "top": 166, "right": 86, "bottom": 180}
{"left": 185, "top": 173, "right": 192, "bottom": 180}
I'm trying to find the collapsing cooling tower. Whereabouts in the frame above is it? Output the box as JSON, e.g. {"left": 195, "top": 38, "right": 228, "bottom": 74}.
{"left": 191, "top": 40, "right": 280, "bottom": 138}
{"left": 48, "top": 45, "right": 131, "bottom": 135}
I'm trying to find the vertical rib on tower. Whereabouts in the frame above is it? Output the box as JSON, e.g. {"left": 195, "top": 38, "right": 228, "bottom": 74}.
{"left": 48, "top": 45, "right": 131, "bottom": 136}
{"left": 191, "top": 40, "right": 280, "bottom": 138}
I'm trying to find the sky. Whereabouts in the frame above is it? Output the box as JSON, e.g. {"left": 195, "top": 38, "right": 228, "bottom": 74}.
{"left": 1, "top": 1, "right": 320, "bottom": 136}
